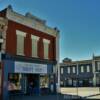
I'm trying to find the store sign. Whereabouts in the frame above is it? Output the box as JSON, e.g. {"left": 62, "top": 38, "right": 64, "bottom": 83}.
{"left": 15, "top": 61, "right": 47, "bottom": 74}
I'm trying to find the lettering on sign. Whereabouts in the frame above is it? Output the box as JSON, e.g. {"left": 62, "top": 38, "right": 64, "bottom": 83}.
{"left": 15, "top": 61, "right": 47, "bottom": 74}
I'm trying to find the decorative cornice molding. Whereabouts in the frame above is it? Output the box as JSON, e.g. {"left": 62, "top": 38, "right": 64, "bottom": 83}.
{"left": 6, "top": 7, "right": 59, "bottom": 37}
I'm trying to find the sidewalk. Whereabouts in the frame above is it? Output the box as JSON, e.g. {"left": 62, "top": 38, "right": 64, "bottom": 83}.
{"left": 9, "top": 94, "right": 82, "bottom": 100}
{"left": 9, "top": 93, "right": 100, "bottom": 100}
{"left": 9, "top": 94, "right": 64, "bottom": 100}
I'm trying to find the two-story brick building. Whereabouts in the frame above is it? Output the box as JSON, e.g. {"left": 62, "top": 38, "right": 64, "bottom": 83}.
{"left": 0, "top": 5, "right": 59, "bottom": 100}
{"left": 60, "top": 55, "right": 100, "bottom": 87}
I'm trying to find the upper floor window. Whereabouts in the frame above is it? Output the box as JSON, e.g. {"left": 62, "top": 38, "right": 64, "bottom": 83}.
{"left": 81, "top": 66, "right": 84, "bottom": 73}
{"left": 0, "top": 31, "right": 3, "bottom": 51}
{"left": 0, "top": 32, "right": 2, "bottom": 38}
{"left": 68, "top": 67, "right": 70, "bottom": 74}
{"left": 87, "top": 65, "right": 90, "bottom": 72}
{"left": 73, "top": 67, "right": 76, "bottom": 73}
{"left": 61, "top": 68, "right": 63, "bottom": 74}
{"left": 16, "top": 30, "right": 26, "bottom": 55}
{"left": 31, "top": 35, "right": 39, "bottom": 57}
{"left": 43, "top": 39, "right": 50, "bottom": 59}
{"left": 97, "top": 62, "right": 100, "bottom": 71}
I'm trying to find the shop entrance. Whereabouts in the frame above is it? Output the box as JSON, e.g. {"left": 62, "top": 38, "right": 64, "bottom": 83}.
{"left": 8, "top": 73, "right": 55, "bottom": 96}
{"left": 27, "top": 74, "right": 39, "bottom": 95}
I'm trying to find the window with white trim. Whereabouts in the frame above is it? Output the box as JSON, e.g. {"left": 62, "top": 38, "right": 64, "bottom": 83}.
{"left": 31, "top": 35, "right": 39, "bottom": 57}
{"left": 43, "top": 39, "right": 50, "bottom": 59}
{"left": 73, "top": 67, "right": 75, "bottom": 73}
{"left": 16, "top": 30, "right": 26, "bottom": 55}
{"left": 68, "top": 67, "right": 70, "bottom": 74}
{"left": 81, "top": 66, "right": 84, "bottom": 72}
{"left": 97, "top": 62, "right": 100, "bottom": 71}
{"left": 87, "top": 65, "right": 90, "bottom": 72}
{"left": 61, "top": 68, "right": 63, "bottom": 74}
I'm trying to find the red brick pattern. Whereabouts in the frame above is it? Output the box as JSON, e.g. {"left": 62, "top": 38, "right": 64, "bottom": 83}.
{"left": 6, "top": 20, "right": 56, "bottom": 60}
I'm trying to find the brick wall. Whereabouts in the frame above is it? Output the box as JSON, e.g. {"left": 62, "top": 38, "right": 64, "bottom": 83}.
{"left": 6, "top": 20, "right": 56, "bottom": 60}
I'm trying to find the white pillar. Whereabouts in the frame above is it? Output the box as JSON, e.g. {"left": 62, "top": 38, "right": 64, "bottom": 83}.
{"left": 93, "top": 73, "right": 96, "bottom": 86}
{"left": 92, "top": 60, "right": 96, "bottom": 86}
{"left": 56, "top": 32, "right": 60, "bottom": 93}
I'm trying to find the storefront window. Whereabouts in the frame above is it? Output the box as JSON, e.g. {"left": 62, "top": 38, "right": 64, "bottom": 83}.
{"left": 68, "top": 79, "right": 72, "bottom": 86}
{"left": 79, "top": 80, "right": 83, "bottom": 86}
{"left": 8, "top": 73, "right": 21, "bottom": 91}
{"left": 40, "top": 75, "right": 49, "bottom": 88}
{"left": 73, "top": 80, "right": 77, "bottom": 86}
{"left": 96, "top": 77, "right": 100, "bottom": 86}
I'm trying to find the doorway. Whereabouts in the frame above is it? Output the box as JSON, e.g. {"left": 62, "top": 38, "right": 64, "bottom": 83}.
{"left": 83, "top": 79, "right": 89, "bottom": 87}
{"left": 27, "top": 74, "right": 39, "bottom": 95}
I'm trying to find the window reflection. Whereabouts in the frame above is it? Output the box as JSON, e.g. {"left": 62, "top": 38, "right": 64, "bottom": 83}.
{"left": 40, "top": 75, "right": 49, "bottom": 88}
{"left": 8, "top": 73, "right": 21, "bottom": 91}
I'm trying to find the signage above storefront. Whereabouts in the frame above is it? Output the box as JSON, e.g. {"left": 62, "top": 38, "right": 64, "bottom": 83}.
{"left": 15, "top": 61, "right": 47, "bottom": 74}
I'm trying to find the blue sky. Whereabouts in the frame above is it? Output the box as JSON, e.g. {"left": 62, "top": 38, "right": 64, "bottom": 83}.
{"left": 0, "top": 0, "right": 100, "bottom": 62}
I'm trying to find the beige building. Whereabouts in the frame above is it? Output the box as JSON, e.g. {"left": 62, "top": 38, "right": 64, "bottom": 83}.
{"left": 60, "top": 55, "right": 100, "bottom": 87}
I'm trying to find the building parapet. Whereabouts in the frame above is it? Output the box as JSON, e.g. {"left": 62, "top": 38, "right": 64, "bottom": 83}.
{"left": 6, "top": 5, "right": 59, "bottom": 37}
{"left": 60, "top": 60, "right": 92, "bottom": 67}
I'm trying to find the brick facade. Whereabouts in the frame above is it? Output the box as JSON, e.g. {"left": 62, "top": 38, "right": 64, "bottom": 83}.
{"left": 0, "top": 6, "right": 59, "bottom": 100}
{"left": 5, "top": 20, "right": 56, "bottom": 60}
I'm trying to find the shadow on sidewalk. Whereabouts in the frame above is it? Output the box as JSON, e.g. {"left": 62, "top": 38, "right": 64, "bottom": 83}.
{"left": 9, "top": 94, "right": 64, "bottom": 100}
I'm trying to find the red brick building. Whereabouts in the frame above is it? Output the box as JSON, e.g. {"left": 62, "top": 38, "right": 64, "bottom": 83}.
{"left": 0, "top": 5, "right": 59, "bottom": 100}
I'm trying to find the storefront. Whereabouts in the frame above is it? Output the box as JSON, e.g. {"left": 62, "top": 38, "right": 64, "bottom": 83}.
{"left": 8, "top": 73, "right": 51, "bottom": 95}
{"left": 2, "top": 54, "right": 57, "bottom": 100}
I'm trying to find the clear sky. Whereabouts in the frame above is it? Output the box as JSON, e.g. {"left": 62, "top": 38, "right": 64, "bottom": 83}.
{"left": 0, "top": 0, "right": 100, "bottom": 62}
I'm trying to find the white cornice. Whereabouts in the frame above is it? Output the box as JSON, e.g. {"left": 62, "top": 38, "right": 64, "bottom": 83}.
{"left": 6, "top": 8, "right": 59, "bottom": 37}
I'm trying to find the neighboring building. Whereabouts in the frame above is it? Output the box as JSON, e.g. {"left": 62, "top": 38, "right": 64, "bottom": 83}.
{"left": 0, "top": 5, "right": 59, "bottom": 100}
{"left": 60, "top": 56, "right": 100, "bottom": 87}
